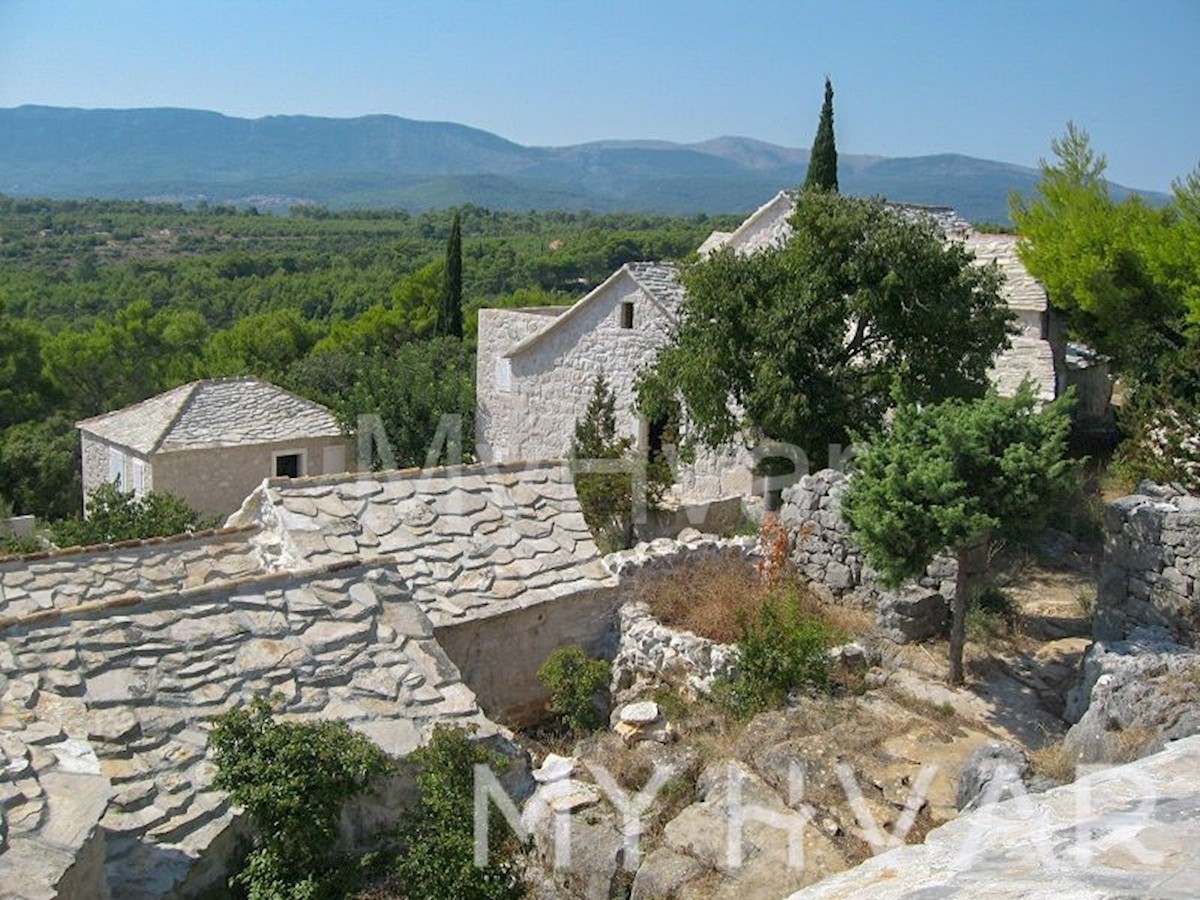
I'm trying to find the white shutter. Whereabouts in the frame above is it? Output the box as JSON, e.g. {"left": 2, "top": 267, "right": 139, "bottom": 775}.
{"left": 108, "top": 447, "right": 126, "bottom": 490}
{"left": 131, "top": 459, "right": 146, "bottom": 497}
{"left": 322, "top": 444, "right": 346, "bottom": 474}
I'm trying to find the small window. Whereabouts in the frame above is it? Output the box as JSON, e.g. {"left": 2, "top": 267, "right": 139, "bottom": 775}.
{"left": 495, "top": 357, "right": 512, "bottom": 393}
{"left": 273, "top": 451, "right": 305, "bottom": 478}
{"left": 620, "top": 301, "right": 634, "bottom": 329}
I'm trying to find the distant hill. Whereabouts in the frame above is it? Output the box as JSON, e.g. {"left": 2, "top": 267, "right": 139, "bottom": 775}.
{"left": 0, "top": 106, "right": 1167, "bottom": 223}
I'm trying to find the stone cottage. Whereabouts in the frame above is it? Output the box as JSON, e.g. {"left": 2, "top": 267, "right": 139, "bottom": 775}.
{"left": 76, "top": 377, "right": 353, "bottom": 518}
{"left": 476, "top": 190, "right": 1062, "bottom": 506}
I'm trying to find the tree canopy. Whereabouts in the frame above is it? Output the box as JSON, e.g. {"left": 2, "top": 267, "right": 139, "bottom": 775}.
{"left": 804, "top": 77, "right": 839, "bottom": 192}
{"left": 636, "top": 190, "right": 1014, "bottom": 467}
{"left": 842, "top": 384, "right": 1076, "bottom": 683}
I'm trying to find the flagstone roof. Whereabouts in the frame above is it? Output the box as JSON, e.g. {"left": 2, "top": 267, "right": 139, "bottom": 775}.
{"left": 76, "top": 378, "right": 343, "bottom": 455}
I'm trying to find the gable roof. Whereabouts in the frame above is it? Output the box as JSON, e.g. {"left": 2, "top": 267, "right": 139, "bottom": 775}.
{"left": 503, "top": 262, "right": 683, "bottom": 359}
{"left": 963, "top": 233, "right": 1048, "bottom": 312}
{"left": 76, "top": 377, "right": 343, "bottom": 455}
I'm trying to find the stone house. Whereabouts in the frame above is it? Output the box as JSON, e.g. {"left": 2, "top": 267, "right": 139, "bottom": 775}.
{"left": 75, "top": 377, "right": 352, "bottom": 517}
{"left": 476, "top": 190, "right": 1063, "bottom": 505}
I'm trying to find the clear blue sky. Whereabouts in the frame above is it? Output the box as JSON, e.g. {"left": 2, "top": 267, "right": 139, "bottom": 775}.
{"left": 1, "top": 0, "right": 1197, "bottom": 191}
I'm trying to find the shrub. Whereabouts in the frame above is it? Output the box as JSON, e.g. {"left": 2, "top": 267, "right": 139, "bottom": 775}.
{"left": 395, "top": 726, "right": 526, "bottom": 900}
{"left": 965, "top": 586, "right": 1022, "bottom": 644}
{"left": 49, "top": 482, "right": 217, "bottom": 547}
{"left": 719, "top": 582, "right": 842, "bottom": 718}
{"left": 208, "top": 697, "right": 393, "bottom": 900}
{"left": 537, "top": 646, "right": 611, "bottom": 733}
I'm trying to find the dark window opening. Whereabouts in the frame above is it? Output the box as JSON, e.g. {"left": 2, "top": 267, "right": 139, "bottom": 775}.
{"left": 275, "top": 453, "right": 303, "bottom": 478}
{"left": 621, "top": 302, "right": 634, "bottom": 329}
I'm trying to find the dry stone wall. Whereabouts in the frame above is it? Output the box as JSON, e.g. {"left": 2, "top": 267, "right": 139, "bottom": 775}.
{"left": 780, "top": 469, "right": 956, "bottom": 643}
{"left": 1094, "top": 482, "right": 1200, "bottom": 645}
{"left": 606, "top": 533, "right": 756, "bottom": 697}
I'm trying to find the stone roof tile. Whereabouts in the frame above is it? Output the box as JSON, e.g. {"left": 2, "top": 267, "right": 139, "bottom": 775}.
{"left": 76, "top": 378, "right": 343, "bottom": 455}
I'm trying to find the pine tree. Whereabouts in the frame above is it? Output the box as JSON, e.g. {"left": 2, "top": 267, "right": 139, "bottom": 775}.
{"left": 436, "top": 211, "right": 463, "bottom": 339}
{"left": 803, "top": 77, "right": 839, "bottom": 192}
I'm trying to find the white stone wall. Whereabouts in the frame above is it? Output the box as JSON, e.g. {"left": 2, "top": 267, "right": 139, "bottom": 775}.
{"left": 80, "top": 432, "right": 153, "bottom": 504}
{"left": 476, "top": 274, "right": 754, "bottom": 503}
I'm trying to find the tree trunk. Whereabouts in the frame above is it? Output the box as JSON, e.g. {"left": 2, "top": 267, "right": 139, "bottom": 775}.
{"left": 948, "top": 538, "right": 989, "bottom": 686}
{"left": 948, "top": 550, "right": 969, "bottom": 686}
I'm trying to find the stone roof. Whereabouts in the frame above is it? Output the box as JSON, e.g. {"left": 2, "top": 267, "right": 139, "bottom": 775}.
{"left": 988, "top": 336, "right": 1058, "bottom": 402}
{"left": 76, "top": 378, "right": 343, "bottom": 455}
{"left": 0, "top": 527, "right": 263, "bottom": 621}
{"left": 963, "top": 233, "right": 1048, "bottom": 312}
{"left": 232, "top": 459, "right": 618, "bottom": 629}
{"left": 626, "top": 261, "right": 685, "bottom": 307}
{"left": 0, "top": 559, "right": 494, "bottom": 900}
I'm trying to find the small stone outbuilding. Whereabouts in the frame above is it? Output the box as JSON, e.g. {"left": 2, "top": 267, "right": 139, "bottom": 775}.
{"left": 76, "top": 378, "right": 352, "bottom": 518}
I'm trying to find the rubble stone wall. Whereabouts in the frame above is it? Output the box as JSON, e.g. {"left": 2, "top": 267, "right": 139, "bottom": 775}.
{"left": 780, "top": 470, "right": 957, "bottom": 643}
{"left": 1095, "top": 482, "right": 1200, "bottom": 645}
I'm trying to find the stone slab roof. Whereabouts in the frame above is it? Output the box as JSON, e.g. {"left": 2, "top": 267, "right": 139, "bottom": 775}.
{"left": 0, "top": 560, "right": 493, "bottom": 900}
{"left": 963, "top": 233, "right": 1048, "bottom": 312}
{"left": 233, "top": 459, "right": 618, "bottom": 629}
{"left": 76, "top": 378, "right": 343, "bottom": 455}
{"left": 0, "top": 527, "right": 264, "bottom": 621}
{"left": 988, "top": 336, "right": 1058, "bottom": 402}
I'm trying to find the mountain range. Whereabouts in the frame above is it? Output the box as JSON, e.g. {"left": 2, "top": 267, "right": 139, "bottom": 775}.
{"left": 0, "top": 106, "right": 1165, "bottom": 223}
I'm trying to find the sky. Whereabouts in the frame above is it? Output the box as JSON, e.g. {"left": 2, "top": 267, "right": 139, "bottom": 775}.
{"left": 1, "top": 0, "right": 1197, "bottom": 192}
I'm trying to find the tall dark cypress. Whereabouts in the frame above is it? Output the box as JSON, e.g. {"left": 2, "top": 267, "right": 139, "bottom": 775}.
{"left": 437, "top": 211, "right": 463, "bottom": 339}
{"left": 803, "top": 77, "right": 839, "bottom": 192}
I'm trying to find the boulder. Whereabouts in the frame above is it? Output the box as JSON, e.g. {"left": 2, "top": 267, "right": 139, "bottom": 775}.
{"left": 954, "top": 741, "right": 1030, "bottom": 811}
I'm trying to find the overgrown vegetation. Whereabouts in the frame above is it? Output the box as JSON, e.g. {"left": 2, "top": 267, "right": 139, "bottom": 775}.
{"left": 717, "top": 581, "right": 844, "bottom": 718}
{"left": 570, "top": 374, "right": 674, "bottom": 552}
{"left": 209, "top": 697, "right": 393, "bottom": 900}
{"left": 537, "top": 646, "right": 612, "bottom": 733}
{"left": 965, "top": 586, "right": 1022, "bottom": 645}
{"left": 48, "top": 482, "right": 217, "bottom": 547}
{"left": 393, "top": 726, "right": 526, "bottom": 900}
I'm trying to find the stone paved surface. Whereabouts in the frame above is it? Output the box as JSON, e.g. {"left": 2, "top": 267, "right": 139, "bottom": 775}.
{"left": 788, "top": 734, "right": 1200, "bottom": 899}
{"left": 0, "top": 561, "right": 494, "bottom": 899}
{"left": 233, "top": 459, "right": 618, "bottom": 628}
{"left": 0, "top": 527, "right": 263, "bottom": 620}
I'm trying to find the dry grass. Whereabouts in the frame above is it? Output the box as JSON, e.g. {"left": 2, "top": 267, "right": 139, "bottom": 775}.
{"left": 637, "top": 557, "right": 870, "bottom": 646}
{"left": 1112, "top": 726, "right": 1161, "bottom": 763}
{"left": 1028, "top": 739, "right": 1078, "bottom": 784}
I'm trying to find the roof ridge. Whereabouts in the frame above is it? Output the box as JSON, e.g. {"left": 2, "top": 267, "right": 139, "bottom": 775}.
{"left": 266, "top": 456, "right": 568, "bottom": 490}
{"left": 74, "top": 379, "right": 200, "bottom": 429}
{"left": 0, "top": 552, "right": 398, "bottom": 634}
{"left": 0, "top": 524, "right": 260, "bottom": 566}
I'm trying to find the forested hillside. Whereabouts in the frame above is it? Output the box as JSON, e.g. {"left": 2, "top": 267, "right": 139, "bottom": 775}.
{"left": 0, "top": 196, "right": 739, "bottom": 521}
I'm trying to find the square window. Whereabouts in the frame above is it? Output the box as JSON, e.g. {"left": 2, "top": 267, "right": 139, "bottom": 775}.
{"left": 274, "top": 452, "right": 304, "bottom": 478}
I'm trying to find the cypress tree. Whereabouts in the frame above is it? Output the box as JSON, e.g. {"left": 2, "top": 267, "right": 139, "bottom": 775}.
{"left": 803, "top": 77, "right": 839, "bottom": 192}
{"left": 437, "top": 211, "right": 463, "bottom": 339}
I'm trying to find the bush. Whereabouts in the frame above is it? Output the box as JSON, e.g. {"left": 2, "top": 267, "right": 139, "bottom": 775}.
{"left": 718, "top": 582, "right": 842, "bottom": 718}
{"left": 49, "top": 482, "right": 217, "bottom": 547}
{"left": 537, "top": 646, "right": 611, "bottom": 733}
{"left": 965, "top": 586, "right": 1022, "bottom": 644}
{"left": 208, "top": 697, "right": 393, "bottom": 900}
{"left": 395, "top": 726, "right": 526, "bottom": 900}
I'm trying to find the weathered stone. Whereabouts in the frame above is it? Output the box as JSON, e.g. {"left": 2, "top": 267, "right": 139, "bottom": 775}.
{"left": 955, "top": 741, "right": 1031, "bottom": 811}
{"left": 532, "top": 753, "right": 576, "bottom": 784}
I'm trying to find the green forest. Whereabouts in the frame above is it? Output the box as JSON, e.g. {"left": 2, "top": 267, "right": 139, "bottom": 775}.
{"left": 0, "top": 196, "right": 740, "bottom": 521}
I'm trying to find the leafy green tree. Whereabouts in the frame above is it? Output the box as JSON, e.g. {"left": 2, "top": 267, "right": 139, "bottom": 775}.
{"left": 803, "top": 77, "right": 839, "bottom": 192}
{"left": 395, "top": 726, "right": 525, "bottom": 900}
{"left": 842, "top": 385, "right": 1076, "bottom": 685}
{"left": 1011, "top": 123, "right": 1194, "bottom": 380}
{"left": 0, "top": 296, "right": 57, "bottom": 428}
{"left": 637, "top": 191, "right": 1013, "bottom": 467}
{"left": 334, "top": 338, "right": 476, "bottom": 469}
{"left": 389, "top": 259, "right": 444, "bottom": 339}
{"left": 209, "top": 697, "right": 392, "bottom": 900}
{"left": 0, "top": 415, "right": 82, "bottom": 520}
{"left": 537, "top": 646, "right": 611, "bottom": 733}
{"left": 49, "top": 483, "right": 216, "bottom": 547}
{"left": 437, "top": 211, "right": 464, "bottom": 339}
{"left": 201, "top": 308, "right": 320, "bottom": 380}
